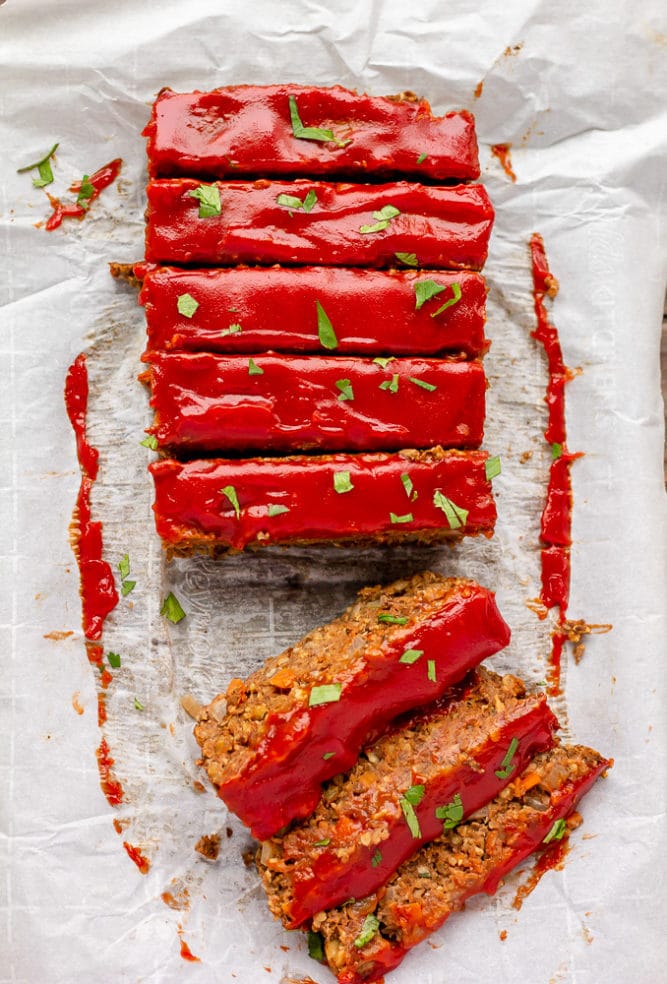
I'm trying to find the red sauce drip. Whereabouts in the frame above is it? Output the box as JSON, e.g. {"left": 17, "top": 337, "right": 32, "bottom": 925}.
{"left": 97, "top": 692, "right": 107, "bottom": 727}
{"left": 123, "top": 841, "right": 151, "bottom": 874}
{"left": 95, "top": 738, "right": 124, "bottom": 807}
{"left": 65, "top": 355, "right": 119, "bottom": 641}
{"left": 45, "top": 158, "right": 122, "bottom": 231}
{"left": 511, "top": 837, "right": 570, "bottom": 910}
{"left": 491, "top": 143, "right": 516, "bottom": 182}
{"left": 178, "top": 932, "right": 201, "bottom": 963}
{"left": 529, "top": 234, "right": 580, "bottom": 694}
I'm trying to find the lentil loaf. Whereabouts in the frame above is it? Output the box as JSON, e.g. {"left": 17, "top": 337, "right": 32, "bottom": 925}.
{"left": 257, "top": 667, "right": 558, "bottom": 927}
{"left": 308, "top": 744, "right": 612, "bottom": 983}
{"left": 150, "top": 447, "right": 498, "bottom": 557}
{"left": 143, "top": 352, "right": 486, "bottom": 454}
{"left": 194, "top": 573, "right": 510, "bottom": 840}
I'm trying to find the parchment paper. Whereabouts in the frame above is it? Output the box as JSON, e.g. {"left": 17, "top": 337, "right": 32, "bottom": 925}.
{"left": 1, "top": 2, "right": 666, "bottom": 983}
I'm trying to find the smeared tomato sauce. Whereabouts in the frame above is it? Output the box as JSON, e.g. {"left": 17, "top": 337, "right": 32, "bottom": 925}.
{"left": 529, "top": 234, "right": 579, "bottom": 694}
{"left": 65, "top": 355, "right": 119, "bottom": 640}
{"left": 491, "top": 143, "right": 516, "bottom": 182}
{"left": 45, "top": 158, "right": 122, "bottom": 231}
{"left": 95, "top": 738, "right": 124, "bottom": 807}
{"left": 123, "top": 841, "right": 151, "bottom": 874}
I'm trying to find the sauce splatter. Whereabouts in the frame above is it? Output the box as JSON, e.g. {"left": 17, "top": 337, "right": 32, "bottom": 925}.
{"left": 177, "top": 927, "right": 201, "bottom": 963}
{"left": 65, "top": 355, "right": 119, "bottom": 640}
{"left": 529, "top": 234, "right": 584, "bottom": 694}
{"left": 44, "top": 629, "right": 74, "bottom": 641}
{"left": 162, "top": 887, "right": 191, "bottom": 911}
{"left": 474, "top": 80, "right": 484, "bottom": 99}
{"left": 123, "top": 841, "right": 151, "bottom": 874}
{"left": 95, "top": 738, "right": 124, "bottom": 807}
{"left": 512, "top": 837, "right": 570, "bottom": 910}
{"left": 45, "top": 158, "right": 122, "bottom": 231}
{"left": 491, "top": 143, "right": 516, "bottom": 182}
{"left": 71, "top": 692, "right": 84, "bottom": 715}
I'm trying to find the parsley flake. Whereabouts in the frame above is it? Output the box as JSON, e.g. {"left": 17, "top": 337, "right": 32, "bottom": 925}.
{"left": 354, "top": 914, "right": 380, "bottom": 949}
{"left": 107, "top": 651, "right": 121, "bottom": 669}
{"left": 118, "top": 554, "right": 130, "bottom": 581}
{"left": 288, "top": 95, "right": 335, "bottom": 143}
{"left": 431, "top": 282, "right": 462, "bottom": 317}
{"left": 314, "top": 838, "right": 331, "bottom": 847}
{"left": 495, "top": 737, "right": 520, "bottom": 779}
{"left": 140, "top": 434, "right": 159, "bottom": 450}
{"left": 222, "top": 323, "right": 242, "bottom": 336}
{"left": 188, "top": 183, "right": 221, "bottom": 218}
{"left": 414, "top": 279, "right": 447, "bottom": 310}
{"left": 390, "top": 512, "right": 413, "bottom": 524}
{"left": 307, "top": 930, "right": 325, "bottom": 962}
{"left": 395, "top": 251, "right": 418, "bottom": 267}
{"left": 177, "top": 293, "right": 199, "bottom": 318}
{"left": 371, "top": 849, "right": 382, "bottom": 867}
{"left": 552, "top": 442, "right": 563, "bottom": 460}
{"left": 433, "top": 491, "right": 469, "bottom": 529}
{"left": 379, "top": 373, "right": 399, "bottom": 393}
{"left": 400, "top": 796, "right": 422, "bottom": 838}
{"left": 333, "top": 471, "right": 354, "bottom": 494}
{"left": 403, "top": 784, "right": 425, "bottom": 806}
{"left": 276, "top": 189, "right": 318, "bottom": 212}
{"left": 360, "top": 204, "right": 400, "bottom": 235}
{"left": 378, "top": 613, "right": 408, "bottom": 625}
{"left": 417, "top": 152, "right": 428, "bottom": 164}
{"left": 220, "top": 485, "right": 241, "bottom": 518}
{"left": 372, "top": 356, "right": 395, "bottom": 368}
{"left": 17, "top": 142, "right": 59, "bottom": 188}
{"left": 427, "top": 659, "right": 436, "bottom": 682}
{"left": 309, "top": 683, "right": 342, "bottom": 707}
{"left": 543, "top": 818, "right": 567, "bottom": 843}
{"left": 485, "top": 455, "right": 502, "bottom": 480}
{"left": 133, "top": 697, "right": 145, "bottom": 711}
{"left": 322, "top": 751, "right": 335, "bottom": 760}
{"left": 316, "top": 300, "right": 338, "bottom": 350}
{"left": 248, "top": 358, "right": 264, "bottom": 376}
{"left": 408, "top": 376, "right": 437, "bottom": 392}
{"left": 121, "top": 580, "right": 136, "bottom": 597}
{"left": 335, "top": 378, "right": 354, "bottom": 401}
{"left": 267, "top": 503, "right": 289, "bottom": 517}
{"left": 76, "top": 175, "right": 95, "bottom": 209}
{"left": 435, "top": 792, "right": 463, "bottom": 829}
{"left": 399, "top": 649, "right": 423, "bottom": 664}
{"left": 400, "top": 473, "right": 417, "bottom": 501}
{"left": 160, "top": 592, "right": 186, "bottom": 624}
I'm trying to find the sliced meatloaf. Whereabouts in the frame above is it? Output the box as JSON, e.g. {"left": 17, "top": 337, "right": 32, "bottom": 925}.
{"left": 195, "top": 574, "right": 510, "bottom": 840}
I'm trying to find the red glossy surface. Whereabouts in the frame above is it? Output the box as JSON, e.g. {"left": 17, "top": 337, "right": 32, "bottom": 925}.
{"left": 144, "top": 84, "right": 480, "bottom": 181}
{"left": 284, "top": 695, "right": 558, "bottom": 927}
{"left": 45, "top": 158, "right": 122, "bottom": 231}
{"left": 145, "top": 179, "right": 494, "bottom": 269}
{"left": 139, "top": 265, "right": 488, "bottom": 358}
{"left": 149, "top": 449, "right": 497, "bottom": 552}
{"left": 146, "top": 352, "right": 486, "bottom": 453}
{"left": 541, "top": 546, "right": 570, "bottom": 610}
{"left": 65, "top": 355, "right": 119, "bottom": 640}
{"left": 338, "top": 754, "right": 611, "bottom": 984}
{"left": 220, "top": 583, "right": 511, "bottom": 839}
{"left": 541, "top": 455, "right": 575, "bottom": 546}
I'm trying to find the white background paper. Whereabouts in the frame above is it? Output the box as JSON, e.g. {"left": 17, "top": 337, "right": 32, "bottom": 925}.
{"left": 1, "top": 2, "right": 666, "bottom": 982}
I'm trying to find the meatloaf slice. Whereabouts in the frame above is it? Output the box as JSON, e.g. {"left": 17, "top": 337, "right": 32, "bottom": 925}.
{"left": 257, "top": 668, "right": 558, "bottom": 927}
{"left": 144, "top": 84, "right": 480, "bottom": 181}
{"left": 143, "top": 352, "right": 486, "bottom": 454}
{"left": 144, "top": 179, "right": 494, "bottom": 270}
{"left": 195, "top": 573, "right": 510, "bottom": 841}
{"left": 149, "top": 447, "right": 497, "bottom": 557}
{"left": 309, "top": 744, "right": 611, "bottom": 984}
{"left": 139, "top": 266, "right": 488, "bottom": 360}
